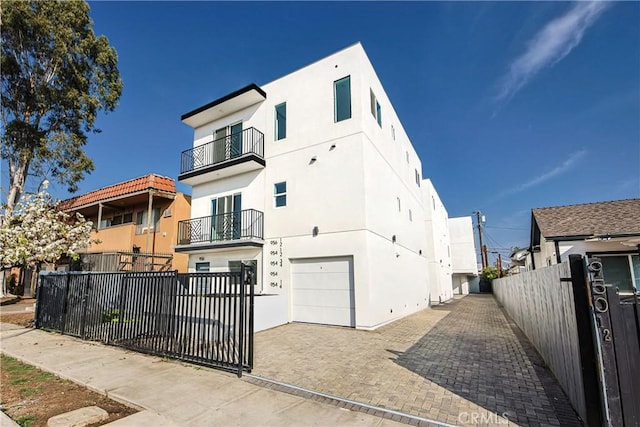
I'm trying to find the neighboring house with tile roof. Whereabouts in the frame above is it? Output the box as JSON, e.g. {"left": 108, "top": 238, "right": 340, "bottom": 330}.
{"left": 528, "top": 198, "right": 640, "bottom": 293}
{"left": 59, "top": 174, "right": 191, "bottom": 272}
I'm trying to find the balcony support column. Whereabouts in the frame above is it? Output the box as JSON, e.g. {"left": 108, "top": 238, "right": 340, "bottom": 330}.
{"left": 97, "top": 203, "right": 103, "bottom": 231}
{"left": 145, "top": 192, "right": 154, "bottom": 269}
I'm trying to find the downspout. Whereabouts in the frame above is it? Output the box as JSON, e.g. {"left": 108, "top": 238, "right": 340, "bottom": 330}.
{"left": 529, "top": 246, "right": 536, "bottom": 270}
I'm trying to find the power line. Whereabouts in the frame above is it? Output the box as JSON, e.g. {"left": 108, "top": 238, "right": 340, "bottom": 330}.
{"left": 484, "top": 226, "right": 528, "bottom": 231}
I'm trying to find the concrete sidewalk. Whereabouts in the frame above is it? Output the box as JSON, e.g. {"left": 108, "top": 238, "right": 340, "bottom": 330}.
{"left": 0, "top": 323, "right": 407, "bottom": 427}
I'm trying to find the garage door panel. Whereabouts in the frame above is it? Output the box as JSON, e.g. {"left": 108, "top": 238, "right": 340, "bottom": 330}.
{"left": 291, "top": 257, "right": 354, "bottom": 327}
{"left": 293, "top": 305, "right": 353, "bottom": 327}
{"left": 292, "top": 272, "right": 351, "bottom": 291}
{"left": 292, "top": 288, "right": 352, "bottom": 308}
{"left": 290, "top": 259, "right": 352, "bottom": 274}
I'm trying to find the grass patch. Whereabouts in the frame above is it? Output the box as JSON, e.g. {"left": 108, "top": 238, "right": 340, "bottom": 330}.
{"left": 15, "top": 415, "right": 37, "bottom": 427}
{"left": 19, "top": 387, "right": 40, "bottom": 396}
{"left": 0, "top": 354, "right": 137, "bottom": 426}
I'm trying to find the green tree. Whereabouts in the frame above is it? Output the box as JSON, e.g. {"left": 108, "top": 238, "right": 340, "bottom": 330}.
{"left": 0, "top": 183, "right": 94, "bottom": 295}
{"left": 481, "top": 266, "right": 499, "bottom": 281}
{"left": 1, "top": 0, "right": 122, "bottom": 222}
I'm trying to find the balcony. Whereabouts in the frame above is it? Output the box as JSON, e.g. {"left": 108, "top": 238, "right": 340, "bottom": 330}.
{"left": 178, "top": 127, "right": 265, "bottom": 185}
{"left": 175, "top": 209, "right": 264, "bottom": 252}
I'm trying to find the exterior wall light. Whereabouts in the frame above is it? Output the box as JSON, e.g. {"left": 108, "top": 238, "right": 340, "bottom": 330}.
{"left": 309, "top": 156, "right": 317, "bottom": 164}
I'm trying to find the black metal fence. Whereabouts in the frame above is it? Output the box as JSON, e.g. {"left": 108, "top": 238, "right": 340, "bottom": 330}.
{"left": 35, "top": 268, "right": 254, "bottom": 376}
{"left": 180, "top": 127, "right": 264, "bottom": 175}
{"left": 77, "top": 252, "right": 173, "bottom": 272}
{"left": 177, "top": 209, "right": 264, "bottom": 245}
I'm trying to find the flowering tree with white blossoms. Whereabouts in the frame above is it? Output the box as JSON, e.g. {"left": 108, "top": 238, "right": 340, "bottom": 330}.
{"left": 0, "top": 185, "right": 93, "bottom": 295}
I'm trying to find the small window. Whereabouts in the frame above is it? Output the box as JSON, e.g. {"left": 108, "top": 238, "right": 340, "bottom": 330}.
{"left": 274, "top": 182, "right": 287, "bottom": 207}
{"left": 111, "top": 215, "right": 123, "bottom": 226}
{"left": 370, "top": 89, "right": 382, "bottom": 127}
{"left": 334, "top": 76, "right": 351, "bottom": 122}
{"left": 406, "top": 151, "right": 409, "bottom": 164}
{"left": 415, "top": 169, "right": 421, "bottom": 187}
{"left": 391, "top": 125, "right": 396, "bottom": 140}
{"left": 275, "top": 102, "right": 286, "bottom": 140}
{"left": 123, "top": 212, "right": 134, "bottom": 223}
{"left": 409, "top": 209, "right": 413, "bottom": 222}
{"left": 432, "top": 196, "right": 436, "bottom": 210}
{"left": 397, "top": 197, "right": 401, "bottom": 212}
{"left": 196, "top": 262, "right": 210, "bottom": 272}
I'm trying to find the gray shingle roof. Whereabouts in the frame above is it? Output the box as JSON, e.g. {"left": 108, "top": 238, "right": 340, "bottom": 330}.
{"left": 532, "top": 199, "right": 640, "bottom": 239}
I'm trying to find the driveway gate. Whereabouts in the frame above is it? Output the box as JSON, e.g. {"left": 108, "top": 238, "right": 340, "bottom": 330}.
{"left": 35, "top": 268, "right": 254, "bottom": 376}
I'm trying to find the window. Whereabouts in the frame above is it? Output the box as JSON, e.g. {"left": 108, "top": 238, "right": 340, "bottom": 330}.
{"left": 195, "top": 262, "right": 210, "bottom": 272}
{"left": 599, "top": 254, "right": 639, "bottom": 293}
{"left": 99, "top": 212, "right": 134, "bottom": 229}
{"left": 406, "top": 151, "right": 409, "bottom": 164}
{"left": 409, "top": 209, "right": 413, "bottom": 222}
{"left": 135, "top": 208, "right": 161, "bottom": 234}
{"left": 275, "top": 102, "right": 286, "bottom": 140}
{"left": 391, "top": 125, "right": 396, "bottom": 140}
{"left": 415, "top": 169, "right": 421, "bottom": 187}
{"left": 432, "top": 196, "right": 435, "bottom": 210}
{"left": 274, "top": 182, "right": 287, "bottom": 207}
{"left": 334, "top": 76, "right": 351, "bottom": 122}
{"left": 397, "top": 197, "right": 401, "bottom": 212}
{"left": 194, "top": 262, "right": 211, "bottom": 294}
{"left": 370, "top": 89, "right": 382, "bottom": 127}
{"left": 213, "top": 122, "right": 243, "bottom": 162}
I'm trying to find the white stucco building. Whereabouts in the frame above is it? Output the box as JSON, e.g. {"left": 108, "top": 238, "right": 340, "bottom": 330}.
{"left": 423, "top": 179, "right": 453, "bottom": 304}
{"left": 175, "top": 43, "right": 468, "bottom": 330}
{"left": 448, "top": 216, "right": 478, "bottom": 295}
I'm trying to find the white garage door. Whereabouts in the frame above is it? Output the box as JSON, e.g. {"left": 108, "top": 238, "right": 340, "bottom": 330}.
{"left": 291, "top": 257, "right": 355, "bottom": 327}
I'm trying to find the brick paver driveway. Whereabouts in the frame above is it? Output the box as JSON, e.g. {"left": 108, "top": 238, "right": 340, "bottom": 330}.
{"left": 252, "top": 295, "right": 581, "bottom": 426}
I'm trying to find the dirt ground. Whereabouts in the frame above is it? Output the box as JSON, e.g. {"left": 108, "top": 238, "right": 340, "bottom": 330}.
{"left": 1, "top": 313, "right": 137, "bottom": 426}
{"left": 0, "top": 312, "right": 34, "bottom": 328}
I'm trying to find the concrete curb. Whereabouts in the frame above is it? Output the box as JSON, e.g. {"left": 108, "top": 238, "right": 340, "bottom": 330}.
{"left": 0, "top": 411, "right": 20, "bottom": 427}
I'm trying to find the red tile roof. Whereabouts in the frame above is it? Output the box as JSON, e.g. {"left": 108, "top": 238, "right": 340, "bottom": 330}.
{"left": 59, "top": 174, "right": 176, "bottom": 211}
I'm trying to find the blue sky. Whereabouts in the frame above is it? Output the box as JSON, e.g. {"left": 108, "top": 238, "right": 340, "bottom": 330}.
{"left": 7, "top": 1, "right": 639, "bottom": 263}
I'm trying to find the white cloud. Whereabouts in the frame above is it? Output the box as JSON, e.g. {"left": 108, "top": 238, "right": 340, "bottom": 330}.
{"left": 496, "top": 2, "right": 610, "bottom": 103}
{"left": 505, "top": 149, "right": 587, "bottom": 196}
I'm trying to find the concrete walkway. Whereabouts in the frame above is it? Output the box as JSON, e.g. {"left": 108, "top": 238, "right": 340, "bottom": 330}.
{"left": 253, "top": 295, "right": 582, "bottom": 427}
{"left": 0, "top": 323, "right": 406, "bottom": 427}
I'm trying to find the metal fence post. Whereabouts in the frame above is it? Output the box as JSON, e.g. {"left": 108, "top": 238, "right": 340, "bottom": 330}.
{"left": 248, "top": 264, "right": 254, "bottom": 372}
{"left": 80, "top": 273, "right": 91, "bottom": 340}
{"left": 569, "top": 254, "right": 604, "bottom": 427}
{"left": 60, "top": 273, "right": 72, "bottom": 335}
{"left": 237, "top": 264, "right": 246, "bottom": 378}
{"left": 34, "top": 273, "right": 45, "bottom": 329}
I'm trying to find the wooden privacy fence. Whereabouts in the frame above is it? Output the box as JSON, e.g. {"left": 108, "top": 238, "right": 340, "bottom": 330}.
{"left": 35, "top": 269, "right": 255, "bottom": 377}
{"left": 494, "top": 255, "right": 640, "bottom": 427}
{"left": 493, "top": 262, "right": 587, "bottom": 422}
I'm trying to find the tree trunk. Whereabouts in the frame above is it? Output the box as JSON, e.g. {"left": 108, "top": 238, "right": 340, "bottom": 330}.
{"left": 4, "top": 162, "right": 28, "bottom": 225}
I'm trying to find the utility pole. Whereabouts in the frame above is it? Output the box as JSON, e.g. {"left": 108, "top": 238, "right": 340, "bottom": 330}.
{"left": 497, "top": 253, "right": 503, "bottom": 277}
{"left": 474, "top": 211, "right": 487, "bottom": 269}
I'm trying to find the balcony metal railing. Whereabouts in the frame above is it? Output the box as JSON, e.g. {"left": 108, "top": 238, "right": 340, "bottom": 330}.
{"left": 180, "top": 127, "right": 264, "bottom": 175}
{"left": 177, "top": 209, "right": 264, "bottom": 245}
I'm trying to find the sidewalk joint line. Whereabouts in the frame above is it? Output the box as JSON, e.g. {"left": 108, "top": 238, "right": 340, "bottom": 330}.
{"left": 244, "top": 373, "right": 458, "bottom": 427}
